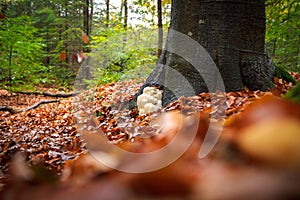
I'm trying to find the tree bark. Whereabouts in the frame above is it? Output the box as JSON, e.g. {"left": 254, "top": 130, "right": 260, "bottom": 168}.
{"left": 128, "top": 0, "right": 275, "bottom": 109}
{"left": 8, "top": 45, "right": 13, "bottom": 87}
{"left": 89, "top": 0, "right": 93, "bottom": 34}
{"left": 105, "top": 0, "right": 109, "bottom": 27}
{"left": 64, "top": 1, "right": 69, "bottom": 64}
{"left": 157, "top": 0, "right": 163, "bottom": 59}
{"left": 0, "top": 2, "right": 7, "bottom": 21}
{"left": 83, "top": 0, "right": 90, "bottom": 36}
{"left": 124, "top": 0, "right": 128, "bottom": 29}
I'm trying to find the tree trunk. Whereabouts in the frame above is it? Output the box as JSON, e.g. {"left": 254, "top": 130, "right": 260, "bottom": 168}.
{"left": 64, "top": 1, "right": 69, "bottom": 64}
{"left": 0, "top": 2, "right": 7, "bottom": 21}
{"left": 89, "top": 0, "right": 93, "bottom": 34}
{"left": 83, "top": 0, "right": 90, "bottom": 36}
{"left": 128, "top": 0, "right": 275, "bottom": 108}
{"left": 105, "top": 0, "right": 109, "bottom": 27}
{"left": 157, "top": 0, "right": 163, "bottom": 59}
{"left": 8, "top": 45, "right": 13, "bottom": 87}
{"left": 124, "top": 0, "right": 128, "bottom": 29}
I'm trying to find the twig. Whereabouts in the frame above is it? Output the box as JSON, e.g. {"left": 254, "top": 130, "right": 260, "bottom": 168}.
{"left": 16, "top": 91, "right": 81, "bottom": 98}
{"left": 0, "top": 100, "right": 60, "bottom": 114}
{"left": 0, "top": 106, "right": 16, "bottom": 114}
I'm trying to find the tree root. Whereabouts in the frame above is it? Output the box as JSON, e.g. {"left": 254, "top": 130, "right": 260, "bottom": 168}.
{"left": 0, "top": 100, "right": 60, "bottom": 114}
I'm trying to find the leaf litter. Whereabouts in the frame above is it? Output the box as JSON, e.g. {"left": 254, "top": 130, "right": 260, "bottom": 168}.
{"left": 0, "top": 74, "right": 299, "bottom": 199}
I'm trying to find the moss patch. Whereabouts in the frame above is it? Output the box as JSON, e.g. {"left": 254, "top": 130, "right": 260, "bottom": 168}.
{"left": 275, "top": 66, "right": 297, "bottom": 85}
{"left": 284, "top": 82, "right": 300, "bottom": 103}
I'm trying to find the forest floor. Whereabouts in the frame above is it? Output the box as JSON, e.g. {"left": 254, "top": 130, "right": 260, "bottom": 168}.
{"left": 0, "top": 73, "right": 300, "bottom": 199}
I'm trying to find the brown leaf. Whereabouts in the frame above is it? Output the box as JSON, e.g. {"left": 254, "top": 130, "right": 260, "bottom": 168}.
{"left": 61, "top": 153, "right": 111, "bottom": 186}
{"left": 228, "top": 95, "right": 300, "bottom": 130}
{"left": 237, "top": 118, "right": 300, "bottom": 169}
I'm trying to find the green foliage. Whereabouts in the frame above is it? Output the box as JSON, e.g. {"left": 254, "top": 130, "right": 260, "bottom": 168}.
{"left": 274, "top": 65, "right": 296, "bottom": 85}
{"left": 266, "top": 0, "right": 299, "bottom": 72}
{"left": 33, "top": 7, "right": 62, "bottom": 66}
{"left": 87, "top": 23, "right": 157, "bottom": 85}
{"left": 284, "top": 81, "right": 300, "bottom": 103}
{"left": 0, "top": 15, "right": 46, "bottom": 91}
{"left": 132, "top": 0, "right": 171, "bottom": 27}
{"left": 0, "top": 0, "right": 89, "bottom": 90}
{"left": 1, "top": 0, "right": 166, "bottom": 91}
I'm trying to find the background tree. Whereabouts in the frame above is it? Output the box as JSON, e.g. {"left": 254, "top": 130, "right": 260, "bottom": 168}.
{"left": 124, "top": 0, "right": 128, "bottom": 29}
{"left": 83, "top": 0, "right": 90, "bottom": 36}
{"left": 0, "top": 15, "right": 45, "bottom": 90}
{"left": 129, "top": 0, "right": 276, "bottom": 108}
{"left": 0, "top": 0, "right": 94, "bottom": 89}
{"left": 265, "top": 0, "right": 299, "bottom": 72}
{"left": 0, "top": 1, "right": 7, "bottom": 21}
{"left": 157, "top": 0, "right": 163, "bottom": 59}
{"left": 83, "top": 0, "right": 93, "bottom": 37}
{"left": 105, "top": 0, "right": 110, "bottom": 27}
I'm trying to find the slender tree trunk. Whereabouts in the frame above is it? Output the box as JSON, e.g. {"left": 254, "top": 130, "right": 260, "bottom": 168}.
{"left": 89, "top": 0, "right": 93, "bottom": 34}
{"left": 46, "top": 27, "right": 50, "bottom": 66}
{"left": 0, "top": 2, "right": 7, "bottom": 29}
{"left": 0, "top": 2, "right": 7, "bottom": 20}
{"left": 297, "top": 35, "right": 300, "bottom": 67}
{"left": 119, "top": 0, "right": 124, "bottom": 24}
{"left": 157, "top": 0, "right": 163, "bottom": 59}
{"left": 58, "top": 6, "right": 63, "bottom": 68}
{"left": 65, "top": 1, "right": 69, "bottom": 64}
{"left": 124, "top": 0, "right": 128, "bottom": 29}
{"left": 272, "top": 38, "right": 277, "bottom": 57}
{"left": 83, "top": 0, "right": 90, "bottom": 36}
{"left": 83, "top": 0, "right": 91, "bottom": 53}
{"left": 9, "top": 45, "right": 13, "bottom": 87}
{"left": 106, "top": 0, "right": 109, "bottom": 27}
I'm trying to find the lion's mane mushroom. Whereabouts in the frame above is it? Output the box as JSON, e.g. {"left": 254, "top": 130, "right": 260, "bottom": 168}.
{"left": 137, "top": 87, "right": 163, "bottom": 115}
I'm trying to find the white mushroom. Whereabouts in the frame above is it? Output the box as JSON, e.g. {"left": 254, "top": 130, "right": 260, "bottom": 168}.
{"left": 136, "top": 87, "right": 163, "bottom": 115}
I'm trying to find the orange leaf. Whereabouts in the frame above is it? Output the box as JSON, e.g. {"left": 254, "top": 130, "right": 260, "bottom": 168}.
{"left": 82, "top": 31, "right": 89, "bottom": 44}
{"left": 59, "top": 51, "right": 67, "bottom": 61}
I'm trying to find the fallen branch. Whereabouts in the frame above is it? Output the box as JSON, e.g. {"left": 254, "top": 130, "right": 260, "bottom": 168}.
{"left": 0, "top": 100, "right": 60, "bottom": 114}
{"left": 0, "top": 106, "right": 16, "bottom": 114}
{"left": 16, "top": 91, "right": 81, "bottom": 98}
